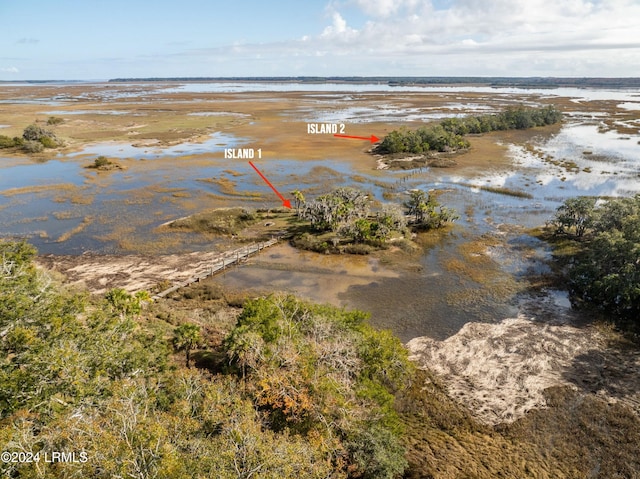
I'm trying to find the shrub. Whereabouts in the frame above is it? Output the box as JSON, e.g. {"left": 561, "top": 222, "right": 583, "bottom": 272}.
{"left": 22, "top": 140, "right": 44, "bottom": 153}
{"left": 239, "top": 208, "right": 256, "bottom": 221}
{"left": 343, "top": 243, "right": 374, "bottom": 254}
{"left": 0, "top": 135, "right": 18, "bottom": 148}
{"left": 94, "top": 156, "right": 110, "bottom": 168}
{"left": 404, "top": 189, "right": 457, "bottom": 229}
{"left": 22, "top": 124, "right": 60, "bottom": 149}
{"left": 223, "top": 295, "right": 412, "bottom": 476}
{"left": 301, "top": 187, "right": 369, "bottom": 233}
{"left": 291, "top": 232, "right": 332, "bottom": 253}
{"left": 553, "top": 196, "right": 597, "bottom": 237}
{"left": 46, "top": 116, "right": 64, "bottom": 125}
{"left": 23, "top": 124, "right": 55, "bottom": 141}
{"left": 38, "top": 136, "right": 59, "bottom": 148}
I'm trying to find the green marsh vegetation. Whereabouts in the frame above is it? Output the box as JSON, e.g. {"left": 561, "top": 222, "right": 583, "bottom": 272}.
{"left": 84, "top": 155, "right": 124, "bottom": 171}
{"left": 165, "top": 207, "right": 260, "bottom": 236}
{"left": 46, "top": 116, "right": 64, "bottom": 126}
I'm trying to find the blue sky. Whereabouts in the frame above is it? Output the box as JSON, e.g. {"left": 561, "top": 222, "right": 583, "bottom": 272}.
{"left": 1, "top": 0, "right": 639, "bottom": 80}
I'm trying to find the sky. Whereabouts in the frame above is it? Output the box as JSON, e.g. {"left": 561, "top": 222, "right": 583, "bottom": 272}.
{"left": 1, "top": 0, "right": 640, "bottom": 80}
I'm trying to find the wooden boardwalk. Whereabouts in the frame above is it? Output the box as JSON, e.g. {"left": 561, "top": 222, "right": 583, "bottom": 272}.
{"left": 152, "top": 238, "right": 278, "bottom": 300}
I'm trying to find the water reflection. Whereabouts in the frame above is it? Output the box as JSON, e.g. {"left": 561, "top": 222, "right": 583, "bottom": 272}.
{"left": 542, "top": 124, "right": 640, "bottom": 162}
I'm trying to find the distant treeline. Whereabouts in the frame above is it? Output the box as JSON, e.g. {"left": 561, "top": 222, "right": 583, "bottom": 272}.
{"left": 388, "top": 77, "right": 640, "bottom": 88}
{"left": 376, "top": 105, "right": 562, "bottom": 155}
{"left": 107, "top": 76, "right": 640, "bottom": 88}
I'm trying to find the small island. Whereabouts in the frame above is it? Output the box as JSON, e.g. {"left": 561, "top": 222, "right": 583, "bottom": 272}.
{"left": 373, "top": 105, "right": 563, "bottom": 169}
{"left": 84, "top": 155, "right": 125, "bottom": 171}
{"left": 161, "top": 186, "right": 456, "bottom": 255}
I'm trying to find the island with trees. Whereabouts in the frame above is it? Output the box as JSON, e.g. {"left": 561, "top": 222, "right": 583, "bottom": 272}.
{"left": 373, "top": 105, "right": 563, "bottom": 169}
{"left": 161, "top": 186, "right": 457, "bottom": 257}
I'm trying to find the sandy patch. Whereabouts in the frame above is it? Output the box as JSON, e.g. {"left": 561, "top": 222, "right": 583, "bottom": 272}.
{"left": 37, "top": 249, "right": 242, "bottom": 295}
{"left": 407, "top": 305, "right": 640, "bottom": 425}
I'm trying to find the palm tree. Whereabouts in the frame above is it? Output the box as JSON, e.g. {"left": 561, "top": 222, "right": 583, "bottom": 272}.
{"left": 290, "top": 189, "right": 305, "bottom": 216}
{"left": 173, "top": 323, "right": 202, "bottom": 368}
{"left": 105, "top": 288, "right": 150, "bottom": 318}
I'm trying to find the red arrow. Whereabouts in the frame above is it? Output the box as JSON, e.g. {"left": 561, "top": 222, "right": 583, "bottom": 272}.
{"left": 248, "top": 161, "right": 292, "bottom": 209}
{"left": 334, "top": 133, "right": 380, "bottom": 143}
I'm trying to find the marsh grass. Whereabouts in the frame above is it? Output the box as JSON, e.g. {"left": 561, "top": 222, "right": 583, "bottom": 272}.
{"left": 197, "top": 176, "right": 263, "bottom": 198}
{"left": 499, "top": 386, "right": 640, "bottom": 478}
{"left": 69, "top": 194, "right": 94, "bottom": 205}
{"left": 56, "top": 216, "right": 94, "bottom": 242}
{"left": 415, "top": 383, "right": 636, "bottom": 478}
{"left": 17, "top": 216, "right": 49, "bottom": 224}
{"left": 1, "top": 183, "right": 78, "bottom": 197}
{"left": 441, "top": 235, "right": 521, "bottom": 314}
{"left": 222, "top": 169, "right": 244, "bottom": 177}
{"left": 164, "top": 207, "right": 259, "bottom": 236}
{"left": 350, "top": 174, "right": 368, "bottom": 183}
{"left": 53, "top": 210, "right": 82, "bottom": 220}
{"left": 529, "top": 226, "right": 585, "bottom": 269}
{"left": 458, "top": 182, "right": 534, "bottom": 199}
{"left": 399, "top": 369, "right": 569, "bottom": 478}
{"left": 171, "top": 191, "right": 192, "bottom": 198}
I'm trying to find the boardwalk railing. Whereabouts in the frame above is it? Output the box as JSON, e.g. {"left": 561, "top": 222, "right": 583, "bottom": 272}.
{"left": 152, "top": 238, "right": 278, "bottom": 300}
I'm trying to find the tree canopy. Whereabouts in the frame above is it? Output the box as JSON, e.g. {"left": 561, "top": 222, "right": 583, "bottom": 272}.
{"left": 404, "top": 189, "right": 458, "bottom": 229}
{"left": 0, "top": 241, "right": 412, "bottom": 478}
{"left": 552, "top": 195, "right": 640, "bottom": 321}
{"left": 377, "top": 105, "right": 562, "bottom": 155}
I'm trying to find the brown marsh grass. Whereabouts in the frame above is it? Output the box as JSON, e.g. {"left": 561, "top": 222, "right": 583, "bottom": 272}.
{"left": 56, "top": 216, "right": 94, "bottom": 242}
{"left": 1, "top": 183, "right": 78, "bottom": 197}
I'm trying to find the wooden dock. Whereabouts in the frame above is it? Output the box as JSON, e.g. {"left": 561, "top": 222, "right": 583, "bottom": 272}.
{"left": 152, "top": 238, "right": 278, "bottom": 300}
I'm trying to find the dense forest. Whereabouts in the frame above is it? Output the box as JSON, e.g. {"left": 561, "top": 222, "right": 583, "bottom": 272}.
{"left": 376, "top": 105, "right": 562, "bottom": 155}
{"left": 0, "top": 241, "right": 412, "bottom": 478}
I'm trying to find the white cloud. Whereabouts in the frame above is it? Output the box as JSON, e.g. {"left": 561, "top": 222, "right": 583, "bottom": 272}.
{"left": 306, "top": 0, "right": 640, "bottom": 74}
{"left": 133, "top": 0, "right": 640, "bottom": 77}
{"left": 350, "top": 0, "right": 419, "bottom": 17}
{"left": 1, "top": 67, "right": 19, "bottom": 73}
{"left": 321, "top": 12, "right": 359, "bottom": 40}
